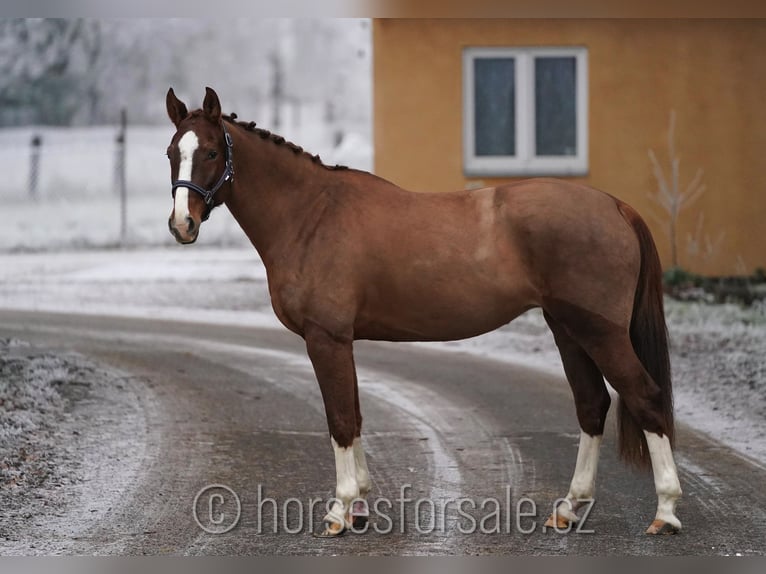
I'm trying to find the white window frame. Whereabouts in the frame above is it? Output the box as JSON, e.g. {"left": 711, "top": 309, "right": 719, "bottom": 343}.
{"left": 463, "top": 46, "right": 589, "bottom": 177}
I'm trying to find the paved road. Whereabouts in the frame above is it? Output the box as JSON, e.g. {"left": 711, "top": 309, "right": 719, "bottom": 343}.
{"left": 1, "top": 309, "right": 764, "bottom": 555}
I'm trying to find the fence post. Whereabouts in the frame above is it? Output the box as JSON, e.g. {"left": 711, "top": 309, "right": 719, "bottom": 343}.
{"left": 29, "top": 134, "right": 42, "bottom": 201}
{"left": 270, "top": 51, "right": 283, "bottom": 130}
{"left": 115, "top": 108, "right": 127, "bottom": 245}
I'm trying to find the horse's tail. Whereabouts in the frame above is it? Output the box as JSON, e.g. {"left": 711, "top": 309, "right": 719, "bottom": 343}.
{"left": 616, "top": 202, "right": 674, "bottom": 470}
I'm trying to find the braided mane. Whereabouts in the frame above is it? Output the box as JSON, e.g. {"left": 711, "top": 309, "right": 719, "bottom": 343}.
{"left": 222, "top": 112, "right": 348, "bottom": 171}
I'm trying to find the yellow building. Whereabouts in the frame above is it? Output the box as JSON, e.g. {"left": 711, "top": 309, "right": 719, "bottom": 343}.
{"left": 372, "top": 19, "right": 766, "bottom": 276}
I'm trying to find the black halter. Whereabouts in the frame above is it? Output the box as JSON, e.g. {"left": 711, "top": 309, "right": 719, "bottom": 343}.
{"left": 171, "top": 121, "right": 234, "bottom": 219}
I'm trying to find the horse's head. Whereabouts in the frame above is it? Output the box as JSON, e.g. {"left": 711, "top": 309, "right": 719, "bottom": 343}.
{"left": 166, "top": 87, "right": 234, "bottom": 244}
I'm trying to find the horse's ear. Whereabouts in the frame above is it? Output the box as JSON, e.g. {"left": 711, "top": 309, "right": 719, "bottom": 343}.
{"left": 166, "top": 87, "right": 188, "bottom": 127}
{"left": 203, "top": 87, "right": 221, "bottom": 121}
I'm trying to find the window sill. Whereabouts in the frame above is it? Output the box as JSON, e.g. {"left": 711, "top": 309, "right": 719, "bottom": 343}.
{"left": 463, "top": 160, "right": 589, "bottom": 178}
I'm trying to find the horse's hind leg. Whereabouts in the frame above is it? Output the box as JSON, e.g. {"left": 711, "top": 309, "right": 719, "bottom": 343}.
{"left": 304, "top": 321, "right": 361, "bottom": 537}
{"left": 543, "top": 312, "right": 611, "bottom": 530}
{"left": 568, "top": 324, "right": 682, "bottom": 534}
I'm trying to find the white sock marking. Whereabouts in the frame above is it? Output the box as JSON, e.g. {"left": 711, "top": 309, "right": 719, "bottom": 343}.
{"left": 556, "top": 431, "right": 602, "bottom": 521}
{"left": 325, "top": 437, "right": 359, "bottom": 527}
{"left": 352, "top": 436, "right": 371, "bottom": 496}
{"left": 174, "top": 130, "right": 198, "bottom": 225}
{"left": 644, "top": 431, "right": 682, "bottom": 528}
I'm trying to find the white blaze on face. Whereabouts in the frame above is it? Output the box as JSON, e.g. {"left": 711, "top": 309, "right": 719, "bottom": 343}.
{"left": 174, "top": 130, "right": 199, "bottom": 226}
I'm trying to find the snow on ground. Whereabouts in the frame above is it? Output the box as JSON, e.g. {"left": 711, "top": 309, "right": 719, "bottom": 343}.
{"left": 0, "top": 248, "right": 280, "bottom": 329}
{"left": 1, "top": 247, "right": 764, "bottom": 468}
{"left": 0, "top": 124, "right": 372, "bottom": 252}
{"left": 1, "top": 194, "right": 248, "bottom": 253}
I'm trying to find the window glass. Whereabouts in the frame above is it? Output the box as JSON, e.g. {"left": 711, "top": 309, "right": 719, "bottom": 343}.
{"left": 534, "top": 56, "right": 577, "bottom": 156}
{"left": 474, "top": 57, "right": 515, "bottom": 156}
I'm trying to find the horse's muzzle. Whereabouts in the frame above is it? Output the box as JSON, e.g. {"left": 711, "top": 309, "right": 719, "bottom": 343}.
{"left": 168, "top": 215, "right": 199, "bottom": 244}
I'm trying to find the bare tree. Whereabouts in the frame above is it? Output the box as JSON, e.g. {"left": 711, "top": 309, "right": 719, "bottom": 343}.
{"left": 647, "top": 110, "right": 706, "bottom": 269}
{"left": 686, "top": 213, "right": 725, "bottom": 267}
{"left": 0, "top": 19, "right": 101, "bottom": 126}
{"left": 0, "top": 18, "right": 371, "bottom": 127}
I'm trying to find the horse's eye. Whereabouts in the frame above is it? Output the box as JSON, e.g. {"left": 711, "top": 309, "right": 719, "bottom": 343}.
{"left": 208, "top": 150, "right": 218, "bottom": 160}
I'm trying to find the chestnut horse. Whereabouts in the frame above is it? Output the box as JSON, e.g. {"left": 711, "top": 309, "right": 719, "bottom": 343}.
{"left": 166, "top": 87, "right": 682, "bottom": 537}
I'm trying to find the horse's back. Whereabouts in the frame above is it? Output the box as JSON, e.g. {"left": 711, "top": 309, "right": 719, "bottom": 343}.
{"left": 368, "top": 177, "right": 643, "bottom": 331}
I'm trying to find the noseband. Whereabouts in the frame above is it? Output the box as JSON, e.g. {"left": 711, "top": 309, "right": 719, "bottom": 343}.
{"left": 171, "top": 121, "right": 234, "bottom": 220}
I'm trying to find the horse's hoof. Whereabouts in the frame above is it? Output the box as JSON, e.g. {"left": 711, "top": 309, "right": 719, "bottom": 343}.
{"left": 645, "top": 519, "right": 680, "bottom": 535}
{"left": 544, "top": 513, "right": 572, "bottom": 531}
{"left": 312, "top": 520, "right": 346, "bottom": 538}
{"left": 350, "top": 500, "right": 369, "bottom": 531}
{"left": 351, "top": 515, "right": 368, "bottom": 530}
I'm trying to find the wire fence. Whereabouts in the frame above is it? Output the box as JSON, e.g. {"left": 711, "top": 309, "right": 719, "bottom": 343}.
{"left": 0, "top": 117, "right": 239, "bottom": 250}
{"left": 0, "top": 120, "right": 170, "bottom": 203}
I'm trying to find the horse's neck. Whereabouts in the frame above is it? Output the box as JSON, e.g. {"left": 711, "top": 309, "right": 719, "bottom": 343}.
{"left": 225, "top": 137, "right": 333, "bottom": 269}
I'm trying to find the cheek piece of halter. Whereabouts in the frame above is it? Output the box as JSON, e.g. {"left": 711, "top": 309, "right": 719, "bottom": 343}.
{"left": 171, "top": 121, "right": 235, "bottom": 222}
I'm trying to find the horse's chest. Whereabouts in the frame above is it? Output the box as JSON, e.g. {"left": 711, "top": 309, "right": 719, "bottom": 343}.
{"left": 267, "top": 280, "right": 306, "bottom": 336}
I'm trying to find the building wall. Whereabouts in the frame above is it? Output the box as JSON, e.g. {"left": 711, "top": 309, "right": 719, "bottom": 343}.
{"left": 372, "top": 19, "right": 766, "bottom": 275}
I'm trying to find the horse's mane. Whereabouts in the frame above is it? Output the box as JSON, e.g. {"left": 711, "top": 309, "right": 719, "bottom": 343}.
{"left": 221, "top": 112, "right": 348, "bottom": 171}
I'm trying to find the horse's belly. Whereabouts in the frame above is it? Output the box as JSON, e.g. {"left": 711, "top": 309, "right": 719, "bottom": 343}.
{"left": 353, "top": 278, "right": 537, "bottom": 342}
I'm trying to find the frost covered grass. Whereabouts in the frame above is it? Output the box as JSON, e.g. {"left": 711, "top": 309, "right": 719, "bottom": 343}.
{"left": 0, "top": 349, "right": 67, "bottom": 443}
{"left": 665, "top": 298, "right": 766, "bottom": 328}
{"left": 0, "top": 337, "right": 153, "bottom": 553}
{"left": 664, "top": 299, "right": 766, "bottom": 464}
{"left": 0, "top": 339, "right": 88, "bottom": 494}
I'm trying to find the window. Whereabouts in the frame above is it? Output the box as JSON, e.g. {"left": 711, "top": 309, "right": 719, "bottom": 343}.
{"left": 463, "top": 46, "right": 588, "bottom": 177}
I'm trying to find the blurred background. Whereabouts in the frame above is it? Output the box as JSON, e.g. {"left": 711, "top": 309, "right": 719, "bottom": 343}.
{"left": 0, "top": 18, "right": 372, "bottom": 250}
{"left": 2, "top": 18, "right": 765, "bottom": 281}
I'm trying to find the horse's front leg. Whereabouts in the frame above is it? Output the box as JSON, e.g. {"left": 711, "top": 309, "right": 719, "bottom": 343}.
{"left": 351, "top": 363, "right": 372, "bottom": 529}
{"left": 304, "top": 321, "right": 361, "bottom": 537}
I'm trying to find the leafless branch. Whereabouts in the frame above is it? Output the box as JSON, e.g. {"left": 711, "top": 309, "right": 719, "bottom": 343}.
{"left": 647, "top": 109, "right": 714, "bottom": 269}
